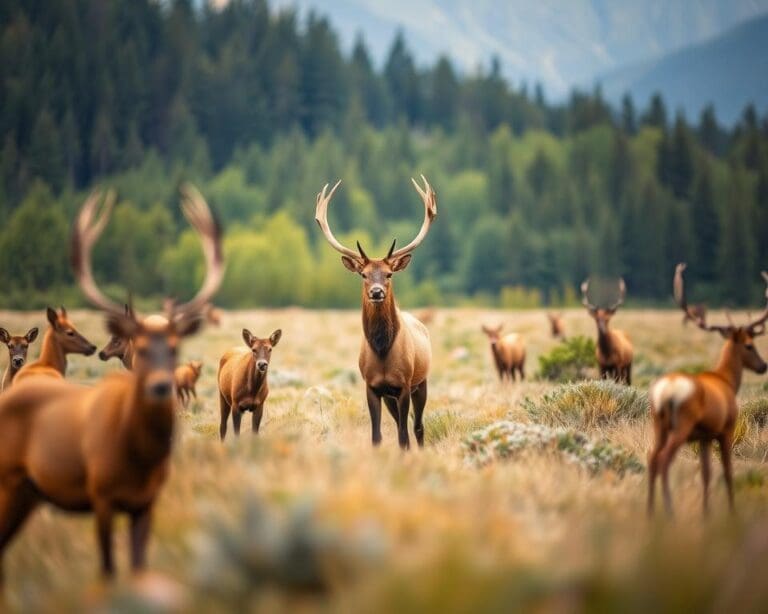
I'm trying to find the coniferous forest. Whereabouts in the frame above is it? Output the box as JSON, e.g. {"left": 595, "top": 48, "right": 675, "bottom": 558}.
{"left": 2, "top": 0, "right": 767, "bottom": 308}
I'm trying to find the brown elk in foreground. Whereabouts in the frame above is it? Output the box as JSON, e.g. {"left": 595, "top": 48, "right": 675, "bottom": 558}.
{"left": 13, "top": 306, "right": 97, "bottom": 384}
{"left": 0, "top": 327, "right": 38, "bottom": 390}
{"left": 315, "top": 176, "right": 435, "bottom": 449}
{"left": 647, "top": 263, "right": 768, "bottom": 518}
{"left": 581, "top": 278, "right": 634, "bottom": 384}
{"left": 218, "top": 329, "right": 281, "bottom": 439}
{"left": 481, "top": 324, "right": 526, "bottom": 381}
{"left": 0, "top": 185, "right": 223, "bottom": 582}
{"left": 547, "top": 312, "right": 566, "bottom": 339}
{"left": 175, "top": 360, "right": 203, "bottom": 407}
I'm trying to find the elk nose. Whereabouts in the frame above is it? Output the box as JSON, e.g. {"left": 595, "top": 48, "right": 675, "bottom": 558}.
{"left": 98, "top": 351, "right": 108, "bottom": 360}
{"left": 149, "top": 381, "right": 173, "bottom": 399}
{"left": 369, "top": 286, "right": 385, "bottom": 301}
{"left": 257, "top": 360, "right": 268, "bottom": 372}
{"left": 11, "top": 357, "right": 23, "bottom": 368}
{"left": 85, "top": 344, "right": 97, "bottom": 356}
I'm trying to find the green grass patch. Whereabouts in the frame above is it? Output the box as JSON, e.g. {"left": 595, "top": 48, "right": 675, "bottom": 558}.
{"left": 537, "top": 335, "right": 596, "bottom": 382}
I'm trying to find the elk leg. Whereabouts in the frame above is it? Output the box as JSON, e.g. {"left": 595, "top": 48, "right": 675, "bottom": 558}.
{"left": 252, "top": 403, "right": 264, "bottom": 434}
{"left": 718, "top": 432, "right": 735, "bottom": 512}
{"left": 700, "top": 440, "right": 711, "bottom": 516}
{"left": 396, "top": 389, "right": 411, "bottom": 450}
{"left": 94, "top": 500, "right": 115, "bottom": 577}
{"left": 366, "top": 386, "right": 383, "bottom": 446}
{"left": 647, "top": 420, "right": 668, "bottom": 516}
{"left": 129, "top": 505, "right": 153, "bottom": 571}
{"left": 383, "top": 397, "right": 399, "bottom": 428}
{"left": 219, "top": 393, "right": 231, "bottom": 440}
{"left": 411, "top": 380, "right": 427, "bottom": 447}
{"left": 0, "top": 481, "right": 39, "bottom": 584}
{"left": 509, "top": 367, "right": 516, "bottom": 382}
{"left": 625, "top": 364, "right": 632, "bottom": 386}
{"left": 518, "top": 364, "right": 525, "bottom": 381}
{"left": 191, "top": 386, "right": 197, "bottom": 400}
{"left": 658, "top": 431, "right": 687, "bottom": 518}
{"left": 232, "top": 407, "right": 243, "bottom": 436}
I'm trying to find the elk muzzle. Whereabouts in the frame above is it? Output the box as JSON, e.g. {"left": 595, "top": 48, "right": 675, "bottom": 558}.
{"left": 145, "top": 372, "right": 175, "bottom": 400}
{"left": 368, "top": 285, "right": 386, "bottom": 302}
{"left": 11, "top": 356, "right": 25, "bottom": 369}
{"left": 256, "top": 360, "right": 269, "bottom": 373}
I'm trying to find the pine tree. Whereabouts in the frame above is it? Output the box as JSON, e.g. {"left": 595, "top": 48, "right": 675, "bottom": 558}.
{"left": 691, "top": 162, "right": 720, "bottom": 282}
{"left": 642, "top": 93, "right": 667, "bottom": 130}
{"left": 718, "top": 168, "right": 756, "bottom": 304}
{"left": 621, "top": 94, "right": 636, "bottom": 135}
{"left": 430, "top": 56, "right": 459, "bottom": 130}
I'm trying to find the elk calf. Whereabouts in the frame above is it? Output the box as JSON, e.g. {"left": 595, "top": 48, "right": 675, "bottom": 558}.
{"left": 13, "top": 307, "right": 96, "bottom": 384}
{"left": 175, "top": 360, "right": 203, "bottom": 407}
{"left": 481, "top": 324, "right": 526, "bottom": 381}
{"left": 0, "top": 327, "right": 38, "bottom": 390}
{"left": 218, "top": 329, "right": 281, "bottom": 439}
{"left": 547, "top": 312, "right": 566, "bottom": 339}
{"left": 648, "top": 264, "right": 768, "bottom": 517}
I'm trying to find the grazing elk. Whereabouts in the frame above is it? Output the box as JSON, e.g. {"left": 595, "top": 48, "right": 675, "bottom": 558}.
{"left": 481, "top": 324, "right": 526, "bottom": 381}
{"left": 0, "top": 185, "right": 223, "bottom": 582}
{"left": 218, "top": 329, "right": 281, "bottom": 439}
{"left": 315, "top": 176, "right": 435, "bottom": 449}
{"left": 581, "top": 278, "right": 634, "bottom": 384}
{"left": 13, "top": 306, "right": 97, "bottom": 384}
{"left": 175, "top": 360, "right": 203, "bottom": 407}
{"left": 0, "top": 327, "right": 38, "bottom": 390}
{"left": 682, "top": 303, "right": 707, "bottom": 327}
{"left": 547, "top": 312, "right": 566, "bottom": 339}
{"left": 647, "top": 263, "right": 768, "bottom": 517}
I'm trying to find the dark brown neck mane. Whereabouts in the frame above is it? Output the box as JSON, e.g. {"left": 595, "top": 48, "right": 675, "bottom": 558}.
{"left": 362, "top": 289, "right": 400, "bottom": 359}
{"left": 126, "top": 375, "right": 175, "bottom": 470}
{"left": 596, "top": 322, "right": 615, "bottom": 360}
{"left": 490, "top": 343, "right": 506, "bottom": 371}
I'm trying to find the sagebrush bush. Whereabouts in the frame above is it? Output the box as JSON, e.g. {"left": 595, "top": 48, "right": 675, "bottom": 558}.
{"left": 523, "top": 380, "right": 648, "bottom": 429}
{"left": 462, "top": 420, "right": 643, "bottom": 476}
{"left": 537, "top": 335, "right": 597, "bottom": 382}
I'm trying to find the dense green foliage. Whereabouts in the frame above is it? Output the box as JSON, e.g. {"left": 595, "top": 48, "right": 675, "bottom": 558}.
{"left": 2, "top": 0, "right": 768, "bottom": 308}
{"left": 537, "top": 336, "right": 597, "bottom": 382}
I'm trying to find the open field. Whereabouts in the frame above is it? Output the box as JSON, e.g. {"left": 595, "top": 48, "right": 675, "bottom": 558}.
{"left": 1, "top": 307, "right": 768, "bottom": 612}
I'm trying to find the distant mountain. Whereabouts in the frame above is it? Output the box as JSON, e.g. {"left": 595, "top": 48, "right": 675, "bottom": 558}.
{"left": 270, "top": 0, "right": 768, "bottom": 101}
{"left": 598, "top": 14, "right": 768, "bottom": 123}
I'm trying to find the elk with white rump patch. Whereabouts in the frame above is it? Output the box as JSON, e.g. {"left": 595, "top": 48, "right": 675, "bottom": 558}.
{"left": 647, "top": 263, "right": 768, "bottom": 517}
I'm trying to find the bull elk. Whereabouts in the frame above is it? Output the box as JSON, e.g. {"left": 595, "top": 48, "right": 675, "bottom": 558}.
{"left": 218, "top": 329, "right": 281, "bottom": 439}
{"left": 315, "top": 176, "right": 436, "bottom": 449}
{"left": 12, "top": 306, "right": 97, "bottom": 384}
{"left": 481, "top": 324, "right": 526, "bottom": 381}
{"left": 547, "top": 312, "right": 566, "bottom": 339}
{"left": 175, "top": 360, "right": 203, "bottom": 407}
{"left": 0, "top": 327, "right": 38, "bottom": 390}
{"left": 647, "top": 263, "right": 768, "bottom": 517}
{"left": 581, "top": 278, "right": 633, "bottom": 384}
{"left": 0, "top": 185, "right": 223, "bottom": 582}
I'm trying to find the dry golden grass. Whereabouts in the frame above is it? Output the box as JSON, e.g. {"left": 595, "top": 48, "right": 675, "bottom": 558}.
{"left": 0, "top": 307, "right": 767, "bottom": 612}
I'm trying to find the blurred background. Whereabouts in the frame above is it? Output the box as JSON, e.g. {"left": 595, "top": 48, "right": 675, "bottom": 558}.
{"left": 1, "top": 0, "right": 767, "bottom": 309}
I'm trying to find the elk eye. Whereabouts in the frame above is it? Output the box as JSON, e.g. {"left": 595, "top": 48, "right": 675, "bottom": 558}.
{"left": 361, "top": 273, "right": 367, "bottom": 279}
{"left": 66, "top": 330, "right": 75, "bottom": 336}
{"left": 745, "top": 344, "right": 755, "bottom": 350}
{"left": 386, "top": 273, "right": 392, "bottom": 279}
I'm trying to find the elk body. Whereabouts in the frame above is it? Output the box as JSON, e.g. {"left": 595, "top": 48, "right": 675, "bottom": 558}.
{"left": 547, "top": 313, "right": 566, "bottom": 339}
{"left": 13, "top": 307, "right": 96, "bottom": 384}
{"left": 581, "top": 279, "right": 633, "bottom": 384}
{"left": 0, "top": 186, "right": 223, "bottom": 581}
{"left": 481, "top": 325, "right": 525, "bottom": 381}
{"left": 647, "top": 264, "right": 768, "bottom": 517}
{"left": 0, "top": 327, "right": 38, "bottom": 390}
{"left": 315, "top": 177, "right": 436, "bottom": 449}
{"left": 218, "top": 329, "right": 281, "bottom": 439}
{"left": 175, "top": 360, "right": 203, "bottom": 407}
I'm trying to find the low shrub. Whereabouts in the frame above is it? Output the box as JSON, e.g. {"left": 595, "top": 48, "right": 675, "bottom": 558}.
{"left": 537, "top": 335, "right": 597, "bottom": 382}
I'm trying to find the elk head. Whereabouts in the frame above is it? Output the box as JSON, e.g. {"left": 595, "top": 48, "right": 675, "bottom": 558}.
{"left": 242, "top": 329, "right": 281, "bottom": 373}
{"left": 315, "top": 176, "right": 437, "bottom": 306}
{"left": 98, "top": 304, "right": 133, "bottom": 363}
{"left": 46, "top": 306, "right": 97, "bottom": 356}
{"left": 481, "top": 324, "right": 504, "bottom": 346}
{"left": 581, "top": 278, "right": 626, "bottom": 334}
{"left": 72, "top": 185, "right": 224, "bottom": 401}
{"left": 0, "top": 327, "right": 38, "bottom": 370}
{"left": 674, "top": 263, "right": 768, "bottom": 374}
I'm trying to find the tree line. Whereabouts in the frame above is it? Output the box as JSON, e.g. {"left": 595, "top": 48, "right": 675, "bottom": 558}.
{"left": 1, "top": 0, "right": 767, "bottom": 308}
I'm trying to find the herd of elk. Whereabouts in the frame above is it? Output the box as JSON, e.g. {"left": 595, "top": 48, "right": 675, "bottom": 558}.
{"left": 315, "top": 176, "right": 435, "bottom": 449}
{"left": 217, "top": 328, "right": 281, "bottom": 439}
{"left": 175, "top": 360, "right": 203, "bottom": 407}
{"left": 481, "top": 324, "right": 526, "bottom": 381}
{"left": 581, "top": 278, "right": 634, "bottom": 385}
{"left": 647, "top": 264, "right": 768, "bottom": 517}
{"left": 0, "top": 327, "right": 38, "bottom": 390}
{"left": 0, "top": 185, "right": 224, "bottom": 582}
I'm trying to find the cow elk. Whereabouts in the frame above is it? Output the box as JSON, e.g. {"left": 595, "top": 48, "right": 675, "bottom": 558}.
{"left": 218, "top": 329, "right": 281, "bottom": 439}
{"left": 0, "top": 185, "right": 223, "bottom": 582}
{"left": 315, "top": 176, "right": 435, "bottom": 449}
{"left": 481, "top": 324, "right": 526, "bottom": 381}
{"left": 98, "top": 304, "right": 135, "bottom": 368}
{"left": 547, "top": 312, "right": 566, "bottom": 339}
{"left": 0, "top": 327, "right": 38, "bottom": 390}
{"left": 581, "top": 278, "right": 634, "bottom": 384}
{"left": 175, "top": 360, "right": 203, "bottom": 407}
{"left": 647, "top": 263, "right": 768, "bottom": 518}
{"left": 13, "top": 306, "right": 97, "bottom": 384}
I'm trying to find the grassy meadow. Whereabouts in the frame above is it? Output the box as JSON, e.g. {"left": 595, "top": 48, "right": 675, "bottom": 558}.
{"left": 1, "top": 307, "right": 768, "bottom": 612}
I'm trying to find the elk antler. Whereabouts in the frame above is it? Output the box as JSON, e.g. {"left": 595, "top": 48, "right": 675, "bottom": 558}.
{"left": 314, "top": 181, "right": 362, "bottom": 260}
{"left": 607, "top": 278, "right": 626, "bottom": 312}
{"left": 580, "top": 279, "right": 598, "bottom": 311}
{"left": 389, "top": 175, "right": 438, "bottom": 259}
{"left": 673, "top": 263, "right": 731, "bottom": 335}
{"left": 71, "top": 190, "right": 123, "bottom": 315}
{"left": 581, "top": 277, "right": 625, "bottom": 312}
{"left": 746, "top": 271, "right": 768, "bottom": 336}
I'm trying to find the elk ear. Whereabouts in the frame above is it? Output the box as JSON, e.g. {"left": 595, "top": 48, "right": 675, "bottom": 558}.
{"left": 341, "top": 256, "right": 363, "bottom": 274}
{"left": 390, "top": 254, "right": 412, "bottom": 272}
{"left": 242, "top": 328, "right": 255, "bottom": 347}
{"left": 105, "top": 312, "right": 139, "bottom": 340}
{"left": 46, "top": 307, "right": 59, "bottom": 329}
{"left": 269, "top": 329, "right": 282, "bottom": 347}
{"left": 0, "top": 328, "right": 9, "bottom": 344}
{"left": 25, "top": 327, "right": 39, "bottom": 343}
{"left": 59, "top": 305, "right": 67, "bottom": 318}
